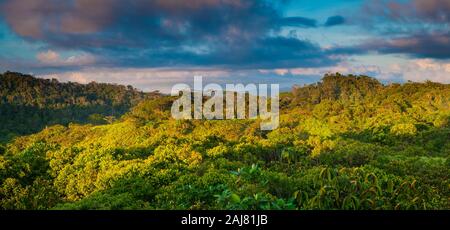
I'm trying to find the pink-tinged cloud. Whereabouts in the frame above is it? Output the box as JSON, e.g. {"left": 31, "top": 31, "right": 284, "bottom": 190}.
{"left": 398, "top": 59, "right": 450, "bottom": 83}
{"left": 0, "top": 0, "right": 254, "bottom": 39}
{"left": 36, "top": 67, "right": 322, "bottom": 93}
{"left": 59, "top": 0, "right": 116, "bottom": 34}
{"left": 1, "top": 0, "right": 116, "bottom": 38}
{"left": 259, "top": 58, "right": 450, "bottom": 84}
{"left": 413, "top": 0, "right": 450, "bottom": 23}
{"left": 36, "top": 50, "right": 96, "bottom": 67}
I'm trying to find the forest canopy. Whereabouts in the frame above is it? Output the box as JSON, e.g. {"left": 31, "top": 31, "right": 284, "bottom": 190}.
{"left": 0, "top": 72, "right": 160, "bottom": 142}
{"left": 0, "top": 72, "right": 449, "bottom": 210}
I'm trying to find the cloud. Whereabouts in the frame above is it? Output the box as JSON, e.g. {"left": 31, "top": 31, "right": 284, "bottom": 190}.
{"left": 259, "top": 62, "right": 383, "bottom": 79}
{"left": 362, "top": 0, "right": 450, "bottom": 24}
{"left": 1, "top": 0, "right": 278, "bottom": 47}
{"left": 3, "top": 0, "right": 449, "bottom": 83}
{"left": 47, "top": 58, "right": 448, "bottom": 94}
{"left": 0, "top": 0, "right": 116, "bottom": 38}
{"left": 366, "top": 32, "right": 450, "bottom": 59}
{"left": 359, "top": 0, "right": 450, "bottom": 39}
{"left": 279, "top": 17, "right": 317, "bottom": 28}
{"left": 260, "top": 58, "right": 450, "bottom": 84}
{"left": 333, "top": 31, "right": 450, "bottom": 59}
{"left": 0, "top": 0, "right": 340, "bottom": 70}
{"left": 37, "top": 67, "right": 322, "bottom": 93}
{"left": 36, "top": 50, "right": 96, "bottom": 66}
{"left": 330, "top": 0, "right": 450, "bottom": 59}
{"left": 389, "top": 59, "right": 450, "bottom": 83}
{"left": 36, "top": 50, "right": 60, "bottom": 63}
{"left": 324, "top": 15, "right": 346, "bottom": 27}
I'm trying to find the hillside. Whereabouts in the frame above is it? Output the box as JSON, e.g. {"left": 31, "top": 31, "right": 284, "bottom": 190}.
{"left": 0, "top": 73, "right": 449, "bottom": 210}
{"left": 0, "top": 72, "right": 160, "bottom": 142}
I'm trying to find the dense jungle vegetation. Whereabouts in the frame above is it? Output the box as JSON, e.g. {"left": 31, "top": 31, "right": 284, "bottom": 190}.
{"left": 0, "top": 72, "right": 449, "bottom": 210}
{"left": 0, "top": 72, "right": 159, "bottom": 142}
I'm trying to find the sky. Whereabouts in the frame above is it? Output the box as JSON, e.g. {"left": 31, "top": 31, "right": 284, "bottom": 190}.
{"left": 0, "top": 0, "right": 449, "bottom": 92}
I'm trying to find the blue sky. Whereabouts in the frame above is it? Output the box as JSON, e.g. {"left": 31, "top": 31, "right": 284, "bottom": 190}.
{"left": 0, "top": 0, "right": 449, "bottom": 92}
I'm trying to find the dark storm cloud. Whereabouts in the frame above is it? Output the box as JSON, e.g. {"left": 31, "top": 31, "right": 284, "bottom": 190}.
{"left": 362, "top": 0, "right": 450, "bottom": 24}
{"left": 329, "top": 32, "right": 450, "bottom": 59}
{"left": 341, "top": 0, "right": 450, "bottom": 59}
{"left": 324, "top": 15, "right": 345, "bottom": 27}
{"left": 0, "top": 0, "right": 277, "bottom": 48}
{"left": 365, "top": 32, "right": 450, "bottom": 59}
{"left": 111, "top": 36, "right": 336, "bottom": 69}
{"left": 0, "top": 0, "right": 339, "bottom": 69}
{"left": 279, "top": 17, "right": 317, "bottom": 28}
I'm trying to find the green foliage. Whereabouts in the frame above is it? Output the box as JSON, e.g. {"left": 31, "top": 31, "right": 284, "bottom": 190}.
{"left": 1, "top": 73, "right": 450, "bottom": 210}
{"left": 292, "top": 166, "right": 441, "bottom": 210}
{"left": 55, "top": 192, "right": 150, "bottom": 210}
{"left": 0, "top": 72, "right": 159, "bottom": 142}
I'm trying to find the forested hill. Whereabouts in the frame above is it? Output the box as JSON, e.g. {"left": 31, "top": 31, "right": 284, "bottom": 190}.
{"left": 0, "top": 72, "right": 159, "bottom": 142}
{"left": 289, "top": 73, "right": 448, "bottom": 106}
{"left": 1, "top": 73, "right": 449, "bottom": 210}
